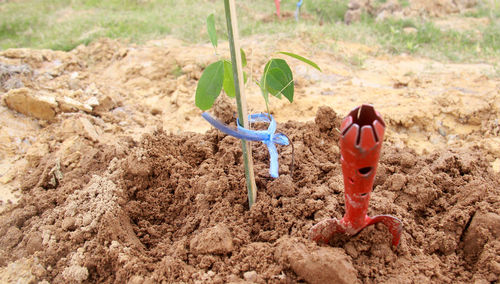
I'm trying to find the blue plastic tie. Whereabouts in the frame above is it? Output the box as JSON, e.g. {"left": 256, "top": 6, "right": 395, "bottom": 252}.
{"left": 202, "top": 112, "right": 289, "bottom": 178}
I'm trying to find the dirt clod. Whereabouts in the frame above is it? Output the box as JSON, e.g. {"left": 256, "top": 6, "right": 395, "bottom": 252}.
{"left": 276, "top": 237, "right": 359, "bottom": 284}
{"left": 243, "top": 270, "right": 258, "bottom": 282}
{"left": 463, "top": 212, "right": 500, "bottom": 261}
{"left": 62, "top": 265, "right": 88, "bottom": 283}
{"left": 190, "top": 224, "right": 234, "bottom": 255}
{"left": 3, "top": 88, "right": 57, "bottom": 121}
{"left": 1, "top": 226, "right": 22, "bottom": 249}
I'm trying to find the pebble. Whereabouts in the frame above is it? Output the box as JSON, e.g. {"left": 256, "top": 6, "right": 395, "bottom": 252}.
{"left": 243, "top": 271, "right": 257, "bottom": 282}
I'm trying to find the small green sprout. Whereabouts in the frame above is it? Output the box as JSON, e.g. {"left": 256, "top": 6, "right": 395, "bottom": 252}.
{"left": 195, "top": 13, "right": 321, "bottom": 113}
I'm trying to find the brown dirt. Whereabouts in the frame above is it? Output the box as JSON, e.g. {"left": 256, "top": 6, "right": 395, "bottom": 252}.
{"left": 0, "top": 105, "right": 499, "bottom": 283}
{"left": 0, "top": 22, "right": 499, "bottom": 282}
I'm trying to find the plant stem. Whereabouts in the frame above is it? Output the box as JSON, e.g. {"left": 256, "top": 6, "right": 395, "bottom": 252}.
{"left": 224, "top": 0, "right": 257, "bottom": 208}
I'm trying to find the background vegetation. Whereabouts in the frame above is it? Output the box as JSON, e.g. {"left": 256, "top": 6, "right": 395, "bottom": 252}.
{"left": 0, "top": 0, "right": 499, "bottom": 62}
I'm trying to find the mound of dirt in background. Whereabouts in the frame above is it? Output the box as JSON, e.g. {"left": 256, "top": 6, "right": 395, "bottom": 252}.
{"left": 410, "top": 0, "right": 478, "bottom": 16}
{"left": 344, "top": 0, "right": 480, "bottom": 23}
{"left": 0, "top": 107, "right": 498, "bottom": 283}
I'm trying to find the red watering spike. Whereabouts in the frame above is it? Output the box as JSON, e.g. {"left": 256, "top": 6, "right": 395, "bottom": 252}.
{"left": 310, "top": 104, "right": 403, "bottom": 247}
{"left": 274, "top": 0, "right": 281, "bottom": 18}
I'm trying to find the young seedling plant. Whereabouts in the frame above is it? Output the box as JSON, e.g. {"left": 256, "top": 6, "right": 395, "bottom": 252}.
{"left": 195, "top": 2, "right": 321, "bottom": 208}
{"left": 196, "top": 14, "right": 321, "bottom": 113}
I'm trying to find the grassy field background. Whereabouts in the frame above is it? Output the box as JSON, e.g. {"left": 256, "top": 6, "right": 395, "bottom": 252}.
{"left": 0, "top": 0, "right": 499, "bottom": 63}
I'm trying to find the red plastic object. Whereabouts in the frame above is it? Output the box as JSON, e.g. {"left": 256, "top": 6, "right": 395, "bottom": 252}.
{"left": 310, "top": 104, "right": 403, "bottom": 247}
{"left": 274, "top": 0, "right": 281, "bottom": 18}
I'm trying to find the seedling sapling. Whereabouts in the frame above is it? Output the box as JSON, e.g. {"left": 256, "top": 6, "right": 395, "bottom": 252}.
{"left": 195, "top": 3, "right": 321, "bottom": 208}
{"left": 196, "top": 19, "right": 320, "bottom": 112}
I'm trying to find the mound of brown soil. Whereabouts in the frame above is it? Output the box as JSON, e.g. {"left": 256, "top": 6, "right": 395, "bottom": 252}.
{"left": 0, "top": 107, "right": 498, "bottom": 283}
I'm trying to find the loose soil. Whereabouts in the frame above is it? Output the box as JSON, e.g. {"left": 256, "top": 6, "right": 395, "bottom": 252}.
{"left": 0, "top": 106, "right": 499, "bottom": 283}
{"left": 0, "top": 11, "right": 500, "bottom": 282}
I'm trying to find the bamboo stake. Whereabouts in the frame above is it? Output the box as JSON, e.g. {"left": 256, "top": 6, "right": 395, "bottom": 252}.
{"left": 224, "top": 0, "right": 258, "bottom": 207}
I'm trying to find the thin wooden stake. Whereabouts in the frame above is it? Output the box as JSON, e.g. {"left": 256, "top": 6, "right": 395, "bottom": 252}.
{"left": 224, "top": 0, "right": 257, "bottom": 207}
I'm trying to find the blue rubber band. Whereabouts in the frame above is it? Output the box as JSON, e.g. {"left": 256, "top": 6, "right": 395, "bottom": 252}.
{"left": 202, "top": 112, "right": 289, "bottom": 178}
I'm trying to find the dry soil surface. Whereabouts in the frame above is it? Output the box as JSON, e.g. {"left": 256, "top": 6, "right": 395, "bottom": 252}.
{"left": 0, "top": 33, "right": 499, "bottom": 283}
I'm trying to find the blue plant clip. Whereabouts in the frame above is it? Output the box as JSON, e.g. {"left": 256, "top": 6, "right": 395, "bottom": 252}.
{"left": 202, "top": 112, "right": 289, "bottom": 178}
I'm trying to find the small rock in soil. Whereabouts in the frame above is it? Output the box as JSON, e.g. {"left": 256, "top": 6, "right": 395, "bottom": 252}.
{"left": 25, "top": 233, "right": 43, "bottom": 254}
{"left": 275, "top": 236, "right": 359, "bottom": 284}
{"left": 463, "top": 212, "right": 500, "bottom": 261}
{"left": 78, "top": 117, "right": 101, "bottom": 142}
{"left": 58, "top": 96, "right": 92, "bottom": 113}
{"left": 243, "top": 270, "right": 257, "bottom": 282}
{"left": 62, "top": 265, "right": 89, "bottom": 283}
{"left": 1, "top": 226, "right": 22, "bottom": 249}
{"left": 190, "top": 224, "right": 234, "bottom": 255}
{"left": 3, "top": 88, "right": 57, "bottom": 121}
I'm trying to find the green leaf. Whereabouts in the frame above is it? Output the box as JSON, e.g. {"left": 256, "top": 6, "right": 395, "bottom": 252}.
{"left": 265, "top": 68, "right": 286, "bottom": 99}
{"left": 261, "top": 59, "right": 294, "bottom": 103}
{"left": 223, "top": 61, "right": 247, "bottom": 97}
{"left": 266, "top": 67, "right": 294, "bottom": 102}
{"left": 279, "top": 51, "right": 321, "bottom": 71}
{"left": 223, "top": 60, "right": 235, "bottom": 98}
{"left": 195, "top": 60, "right": 224, "bottom": 110}
{"left": 266, "top": 68, "right": 286, "bottom": 90}
{"left": 207, "top": 14, "right": 217, "bottom": 48}
{"left": 240, "top": 48, "right": 247, "bottom": 67}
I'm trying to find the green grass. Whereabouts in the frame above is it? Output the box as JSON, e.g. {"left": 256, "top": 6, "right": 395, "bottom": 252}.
{"left": 0, "top": 0, "right": 222, "bottom": 51}
{"left": 365, "top": 16, "right": 500, "bottom": 61}
{"left": 463, "top": 0, "right": 500, "bottom": 18}
{"left": 0, "top": 0, "right": 499, "bottom": 63}
{"left": 304, "top": 0, "right": 349, "bottom": 23}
